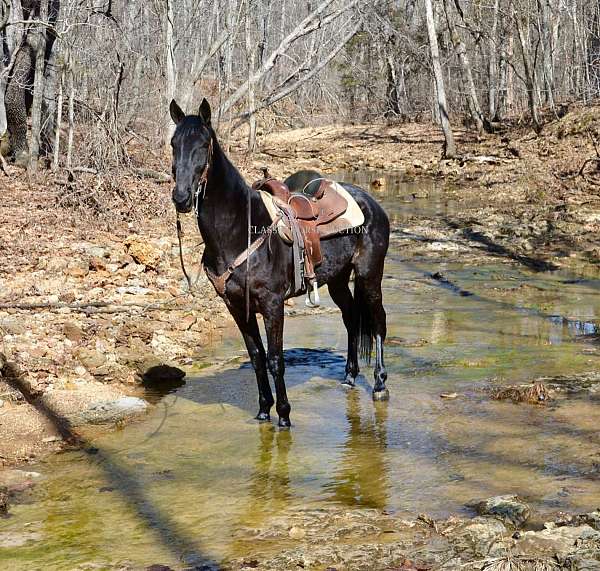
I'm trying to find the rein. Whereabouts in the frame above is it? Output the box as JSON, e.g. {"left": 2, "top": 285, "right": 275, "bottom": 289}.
{"left": 175, "top": 137, "right": 212, "bottom": 291}
{"left": 175, "top": 133, "right": 272, "bottom": 321}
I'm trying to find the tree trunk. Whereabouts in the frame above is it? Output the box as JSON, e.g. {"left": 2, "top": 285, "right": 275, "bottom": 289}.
{"left": 425, "top": 0, "right": 456, "bottom": 158}
{"left": 52, "top": 63, "right": 64, "bottom": 170}
{"left": 445, "top": 0, "right": 490, "bottom": 134}
{"left": 245, "top": 0, "right": 257, "bottom": 152}
{"left": 513, "top": 3, "right": 543, "bottom": 133}
{"left": 165, "top": 0, "right": 177, "bottom": 144}
{"left": 489, "top": 0, "right": 500, "bottom": 119}
{"left": 28, "top": 0, "right": 49, "bottom": 173}
{"left": 540, "top": 0, "right": 556, "bottom": 107}
{"left": 386, "top": 54, "right": 401, "bottom": 117}
{"left": 66, "top": 74, "right": 74, "bottom": 169}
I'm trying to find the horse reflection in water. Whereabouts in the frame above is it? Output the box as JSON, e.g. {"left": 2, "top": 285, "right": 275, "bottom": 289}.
{"left": 328, "top": 390, "right": 390, "bottom": 510}
{"left": 235, "top": 425, "right": 293, "bottom": 533}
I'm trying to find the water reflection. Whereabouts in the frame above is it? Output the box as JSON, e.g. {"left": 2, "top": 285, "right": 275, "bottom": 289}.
{"left": 327, "top": 390, "right": 390, "bottom": 510}
{"left": 241, "top": 425, "right": 292, "bottom": 523}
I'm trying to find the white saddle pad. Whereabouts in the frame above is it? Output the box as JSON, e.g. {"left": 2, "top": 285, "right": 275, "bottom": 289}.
{"left": 258, "top": 180, "right": 365, "bottom": 240}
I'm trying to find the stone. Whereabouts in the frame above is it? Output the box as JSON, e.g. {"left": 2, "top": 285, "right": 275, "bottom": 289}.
{"left": 449, "top": 516, "right": 508, "bottom": 557}
{"left": 473, "top": 495, "right": 531, "bottom": 527}
{"left": 75, "top": 396, "right": 148, "bottom": 425}
{"left": 515, "top": 525, "right": 600, "bottom": 558}
{"left": 176, "top": 315, "right": 197, "bottom": 331}
{"left": 0, "top": 470, "right": 42, "bottom": 493}
{"left": 0, "top": 319, "right": 26, "bottom": 335}
{"left": 140, "top": 363, "right": 186, "bottom": 384}
{"left": 76, "top": 348, "right": 107, "bottom": 371}
{"left": 288, "top": 526, "right": 306, "bottom": 539}
{"left": 124, "top": 236, "right": 163, "bottom": 270}
{"left": 64, "top": 260, "right": 89, "bottom": 278}
{"left": 63, "top": 322, "right": 85, "bottom": 343}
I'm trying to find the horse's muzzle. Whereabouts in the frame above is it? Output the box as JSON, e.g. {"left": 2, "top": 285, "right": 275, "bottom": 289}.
{"left": 172, "top": 187, "right": 193, "bottom": 213}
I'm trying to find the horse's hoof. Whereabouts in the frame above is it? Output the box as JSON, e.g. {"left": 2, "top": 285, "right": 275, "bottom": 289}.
{"left": 278, "top": 418, "right": 292, "bottom": 429}
{"left": 341, "top": 377, "right": 356, "bottom": 389}
{"left": 372, "top": 388, "right": 390, "bottom": 401}
{"left": 256, "top": 412, "right": 271, "bottom": 422}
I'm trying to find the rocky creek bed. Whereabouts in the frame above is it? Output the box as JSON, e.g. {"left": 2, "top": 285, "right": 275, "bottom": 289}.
{"left": 2, "top": 107, "right": 600, "bottom": 569}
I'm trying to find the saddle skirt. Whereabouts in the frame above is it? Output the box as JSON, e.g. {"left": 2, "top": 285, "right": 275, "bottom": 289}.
{"left": 258, "top": 180, "right": 365, "bottom": 242}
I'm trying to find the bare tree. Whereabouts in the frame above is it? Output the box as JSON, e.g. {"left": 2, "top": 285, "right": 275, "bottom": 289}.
{"left": 425, "top": 0, "right": 456, "bottom": 157}
{"left": 28, "top": 0, "right": 49, "bottom": 172}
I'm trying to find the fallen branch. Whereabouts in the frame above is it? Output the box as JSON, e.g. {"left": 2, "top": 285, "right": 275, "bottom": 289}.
{"left": 461, "top": 155, "right": 510, "bottom": 165}
{"left": 559, "top": 157, "right": 600, "bottom": 180}
{"left": 133, "top": 167, "right": 171, "bottom": 183}
{"left": 0, "top": 300, "right": 195, "bottom": 313}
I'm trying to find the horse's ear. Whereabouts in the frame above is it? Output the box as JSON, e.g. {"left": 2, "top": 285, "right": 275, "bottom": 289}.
{"left": 199, "top": 98, "right": 211, "bottom": 125}
{"left": 170, "top": 100, "right": 185, "bottom": 125}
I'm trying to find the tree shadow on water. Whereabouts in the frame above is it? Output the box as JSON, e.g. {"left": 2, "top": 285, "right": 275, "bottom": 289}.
{"left": 6, "top": 373, "right": 221, "bottom": 570}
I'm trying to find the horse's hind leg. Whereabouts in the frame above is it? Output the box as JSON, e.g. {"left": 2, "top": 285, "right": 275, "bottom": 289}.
{"left": 328, "top": 268, "right": 359, "bottom": 386}
{"left": 354, "top": 266, "right": 388, "bottom": 400}
{"left": 231, "top": 309, "right": 274, "bottom": 421}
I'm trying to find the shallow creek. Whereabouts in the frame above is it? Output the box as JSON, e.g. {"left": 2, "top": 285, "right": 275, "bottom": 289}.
{"left": 2, "top": 176, "right": 600, "bottom": 570}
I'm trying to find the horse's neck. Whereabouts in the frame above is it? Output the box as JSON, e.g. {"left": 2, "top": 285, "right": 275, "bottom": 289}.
{"left": 198, "top": 139, "right": 249, "bottom": 272}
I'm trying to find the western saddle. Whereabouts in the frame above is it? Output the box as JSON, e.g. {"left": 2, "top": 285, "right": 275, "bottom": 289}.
{"left": 252, "top": 169, "right": 348, "bottom": 304}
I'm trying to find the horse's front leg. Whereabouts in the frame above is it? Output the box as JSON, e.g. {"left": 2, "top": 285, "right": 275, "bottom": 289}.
{"left": 230, "top": 308, "right": 274, "bottom": 421}
{"left": 262, "top": 297, "right": 291, "bottom": 428}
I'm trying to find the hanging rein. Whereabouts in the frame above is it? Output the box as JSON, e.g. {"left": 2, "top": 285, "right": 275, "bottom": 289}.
{"left": 175, "top": 135, "right": 279, "bottom": 321}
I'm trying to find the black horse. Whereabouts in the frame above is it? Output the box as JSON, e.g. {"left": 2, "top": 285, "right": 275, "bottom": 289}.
{"left": 169, "top": 99, "right": 390, "bottom": 427}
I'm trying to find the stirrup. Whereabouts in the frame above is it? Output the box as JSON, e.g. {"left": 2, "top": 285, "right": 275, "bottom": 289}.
{"left": 305, "top": 281, "right": 320, "bottom": 307}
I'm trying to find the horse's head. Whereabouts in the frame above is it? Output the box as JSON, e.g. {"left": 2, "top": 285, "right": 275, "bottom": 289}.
{"left": 169, "top": 98, "right": 213, "bottom": 213}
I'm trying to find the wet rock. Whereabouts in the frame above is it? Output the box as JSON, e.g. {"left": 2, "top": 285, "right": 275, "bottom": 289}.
{"left": 0, "top": 530, "right": 43, "bottom": 548}
{"left": 140, "top": 363, "right": 186, "bottom": 384}
{"left": 0, "top": 470, "right": 43, "bottom": 492}
{"left": 0, "top": 486, "right": 8, "bottom": 513}
{"left": 473, "top": 495, "right": 531, "bottom": 527}
{"left": 75, "top": 396, "right": 148, "bottom": 425}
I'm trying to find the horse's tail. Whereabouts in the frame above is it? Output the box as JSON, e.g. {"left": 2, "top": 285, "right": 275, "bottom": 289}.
{"left": 354, "top": 277, "right": 373, "bottom": 364}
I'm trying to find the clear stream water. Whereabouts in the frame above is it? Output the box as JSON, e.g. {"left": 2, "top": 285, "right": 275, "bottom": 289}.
{"left": 2, "top": 176, "right": 600, "bottom": 570}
